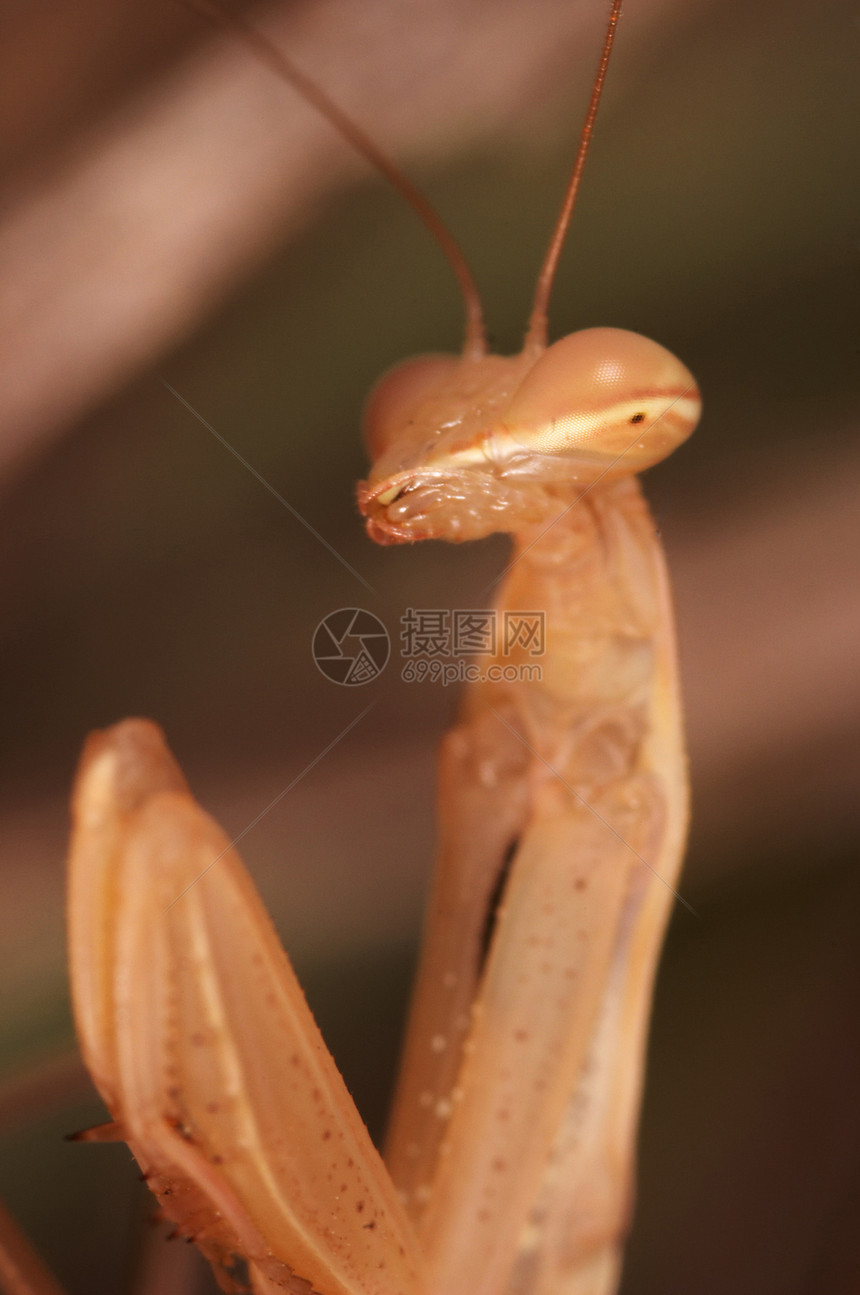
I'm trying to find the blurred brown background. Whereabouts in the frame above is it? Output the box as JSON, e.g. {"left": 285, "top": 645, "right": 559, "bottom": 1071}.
{"left": 0, "top": 0, "right": 858, "bottom": 1291}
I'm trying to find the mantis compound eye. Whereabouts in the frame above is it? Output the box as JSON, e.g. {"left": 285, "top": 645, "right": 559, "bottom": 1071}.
{"left": 363, "top": 354, "right": 460, "bottom": 458}
{"left": 502, "top": 327, "right": 701, "bottom": 475}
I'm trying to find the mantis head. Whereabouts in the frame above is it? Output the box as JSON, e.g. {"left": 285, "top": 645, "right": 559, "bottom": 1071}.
{"left": 358, "top": 327, "right": 700, "bottom": 545}
{"left": 351, "top": 0, "right": 700, "bottom": 547}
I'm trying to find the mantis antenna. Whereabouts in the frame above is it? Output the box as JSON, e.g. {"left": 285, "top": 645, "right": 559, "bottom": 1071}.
{"left": 190, "top": 0, "right": 624, "bottom": 360}
{"left": 525, "top": 0, "right": 624, "bottom": 353}
{"left": 186, "top": 0, "right": 488, "bottom": 359}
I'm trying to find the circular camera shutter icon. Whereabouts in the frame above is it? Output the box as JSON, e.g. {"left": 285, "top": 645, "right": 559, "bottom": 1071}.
{"left": 312, "top": 608, "right": 390, "bottom": 686}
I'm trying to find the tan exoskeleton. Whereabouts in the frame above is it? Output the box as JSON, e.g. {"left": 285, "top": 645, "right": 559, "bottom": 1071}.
{"left": 1, "top": 2, "right": 701, "bottom": 1293}
{"left": 365, "top": 325, "right": 698, "bottom": 1295}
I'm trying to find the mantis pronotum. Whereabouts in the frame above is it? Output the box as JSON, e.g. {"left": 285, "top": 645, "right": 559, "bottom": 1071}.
{"left": 2, "top": 2, "right": 702, "bottom": 1292}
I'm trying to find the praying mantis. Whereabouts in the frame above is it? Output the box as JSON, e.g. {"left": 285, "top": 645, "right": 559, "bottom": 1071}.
{"left": 1, "top": 1, "right": 704, "bottom": 1293}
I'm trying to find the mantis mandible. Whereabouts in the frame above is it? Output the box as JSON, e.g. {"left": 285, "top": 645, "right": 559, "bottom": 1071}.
{"left": 3, "top": 2, "right": 702, "bottom": 1293}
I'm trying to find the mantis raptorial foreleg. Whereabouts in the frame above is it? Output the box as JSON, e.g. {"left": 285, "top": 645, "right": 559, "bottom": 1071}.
{"left": 382, "top": 708, "right": 532, "bottom": 1209}
{"left": 382, "top": 478, "right": 687, "bottom": 1295}
{"left": 67, "top": 720, "right": 427, "bottom": 1295}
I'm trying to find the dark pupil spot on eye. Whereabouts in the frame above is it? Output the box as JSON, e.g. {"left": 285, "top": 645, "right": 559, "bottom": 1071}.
{"left": 630, "top": 412, "right": 646, "bottom": 424}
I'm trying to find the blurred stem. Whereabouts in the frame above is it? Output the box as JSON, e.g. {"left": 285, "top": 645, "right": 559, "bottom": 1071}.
{"left": 0, "top": 1198, "right": 68, "bottom": 1295}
